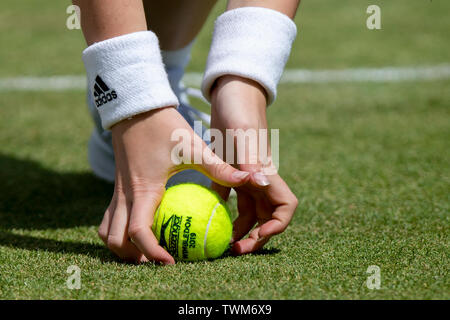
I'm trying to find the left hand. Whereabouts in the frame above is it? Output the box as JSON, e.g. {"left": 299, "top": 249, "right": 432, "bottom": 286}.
{"left": 210, "top": 75, "right": 299, "bottom": 255}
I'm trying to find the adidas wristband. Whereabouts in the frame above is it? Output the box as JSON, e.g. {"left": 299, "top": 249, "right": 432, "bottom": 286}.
{"left": 82, "top": 31, "right": 179, "bottom": 130}
{"left": 201, "top": 7, "right": 297, "bottom": 105}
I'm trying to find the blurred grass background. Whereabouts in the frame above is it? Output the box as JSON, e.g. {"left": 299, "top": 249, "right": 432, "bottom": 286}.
{"left": 0, "top": 0, "right": 449, "bottom": 299}
{"left": 0, "top": 0, "right": 449, "bottom": 75}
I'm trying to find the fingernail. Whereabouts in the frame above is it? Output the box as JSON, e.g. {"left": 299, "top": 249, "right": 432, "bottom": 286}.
{"left": 232, "top": 171, "right": 250, "bottom": 180}
{"left": 254, "top": 172, "right": 270, "bottom": 186}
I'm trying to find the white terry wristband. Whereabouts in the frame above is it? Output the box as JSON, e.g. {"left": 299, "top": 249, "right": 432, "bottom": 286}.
{"left": 202, "top": 7, "right": 297, "bottom": 105}
{"left": 82, "top": 31, "right": 179, "bottom": 130}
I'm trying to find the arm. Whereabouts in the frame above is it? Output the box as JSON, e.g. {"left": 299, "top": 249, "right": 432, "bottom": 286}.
{"left": 214, "top": 0, "right": 300, "bottom": 108}
{"left": 208, "top": 0, "right": 300, "bottom": 254}
{"left": 227, "top": 0, "right": 300, "bottom": 18}
{"left": 75, "top": 0, "right": 251, "bottom": 264}
{"left": 73, "top": 0, "right": 147, "bottom": 45}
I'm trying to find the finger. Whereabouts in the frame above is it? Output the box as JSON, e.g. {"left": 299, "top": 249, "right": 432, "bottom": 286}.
{"left": 211, "top": 181, "right": 231, "bottom": 201}
{"left": 257, "top": 175, "right": 298, "bottom": 238}
{"left": 98, "top": 200, "right": 115, "bottom": 246}
{"left": 107, "top": 194, "right": 148, "bottom": 263}
{"left": 249, "top": 171, "right": 271, "bottom": 188}
{"left": 231, "top": 192, "right": 257, "bottom": 243}
{"left": 128, "top": 189, "right": 175, "bottom": 265}
{"left": 258, "top": 217, "right": 289, "bottom": 238}
{"left": 197, "top": 142, "right": 250, "bottom": 187}
{"left": 99, "top": 171, "right": 121, "bottom": 245}
{"left": 232, "top": 227, "right": 270, "bottom": 255}
{"left": 235, "top": 158, "right": 272, "bottom": 189}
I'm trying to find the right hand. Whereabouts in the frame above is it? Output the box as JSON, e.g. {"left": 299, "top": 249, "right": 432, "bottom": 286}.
{"left": 97, "top": 106, "right": 250, "bottom": 264}
{"left": 209, "top": 75, "right": 299, "bottom": 255}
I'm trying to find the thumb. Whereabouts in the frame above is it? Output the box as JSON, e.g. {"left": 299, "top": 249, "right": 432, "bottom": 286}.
{"left": 197, "top": 146, "right": 250, "bottom": 187}
{"left": 239, "top": 163, "right": 271, "bottom": 189}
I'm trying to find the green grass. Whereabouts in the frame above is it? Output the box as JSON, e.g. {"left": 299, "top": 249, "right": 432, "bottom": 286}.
{"left": 0, "top": 1, "right": 449, "bottom": 299}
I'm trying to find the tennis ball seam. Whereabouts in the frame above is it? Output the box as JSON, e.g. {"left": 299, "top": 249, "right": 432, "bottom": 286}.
{"left": 203, "top": 201, "right": 221, "bottom": 258}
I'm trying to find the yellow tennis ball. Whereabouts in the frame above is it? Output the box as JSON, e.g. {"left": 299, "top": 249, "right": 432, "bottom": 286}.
{"left": 151, "top": 183, "right": 232, "bottom": 261}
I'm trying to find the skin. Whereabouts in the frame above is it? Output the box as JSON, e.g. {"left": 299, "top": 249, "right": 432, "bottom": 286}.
{"left": 74, "top": 0, "right": 148, "bottom": 46}
{"left": 210, "top": 0, "right": 301, "bottom": 255}
{"left": 210, "top": 76, "right": 299, "bottom": 255}
{"left": 74, "top": 0, "right": 300, "bottom": 263}
{"left": 143, "top": 0, "right": 218, "bottom": 50}
{"left": 227, "top": 0, "right": 300, "bottom": 19}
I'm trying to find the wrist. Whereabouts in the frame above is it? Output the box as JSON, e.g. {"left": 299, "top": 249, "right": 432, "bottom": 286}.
{"left": 210, "top": 76, "right": 269, "bottom": 159}
{"left": 82, "top": 31, "right": 179, "bottom": 130}
{"left": 111, "top": 106, "right": 176, "bottom": 136}
{"left": 202, "top": 7, "right": 297, "bottom": 104}
{"left": 211, "top": 75, "right": 267, "bottom": 113}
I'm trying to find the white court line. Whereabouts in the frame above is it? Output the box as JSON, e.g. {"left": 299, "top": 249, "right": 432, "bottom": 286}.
{"left": 0, "top": 64, "right": 449, "bottom": 92}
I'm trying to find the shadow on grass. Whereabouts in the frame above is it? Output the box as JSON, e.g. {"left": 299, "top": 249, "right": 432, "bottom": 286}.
{"left": 164, "top": 246, "right": 282, "bottom": 265}
{"left": 217, "top": 246, "right": 281, "bottom": 260}
{"left": 0, "top": 153, "right": 113, "bottom": 230}
{"left": 0, "top": 231, "right": 119, "bottom": 263}
{"left": 245, "top": 247, "right": 281, "bottom": 256}
{"left": 0, "top": 153, "right": 116, "bottom": 261}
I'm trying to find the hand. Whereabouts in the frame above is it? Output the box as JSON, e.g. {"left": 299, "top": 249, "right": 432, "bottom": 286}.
{"left": 98, "top": 106, "right": 250, "bottom": 264}
{"left": 210, "top": 75, "right": 298, "bottom": 255}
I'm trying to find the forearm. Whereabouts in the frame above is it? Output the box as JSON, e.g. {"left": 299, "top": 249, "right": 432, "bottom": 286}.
{"left": 227, "top": 0, "right": 300, "bottom": 18}
{"left": 143, "top": 0, "right": 218, "bottom": 50}
{"left": 212, "top": 76, "right": 267, "bottom": 125}
{"left": 218, "top": 0, "right": 301, "bottom": 98}
{"left": 73, "top": 0, "right": 147, "bottom": 45}
{"left": 76, "top": 1, "right": 179, "bottom": 130}
{"left": 203, "top": 1, "right": 298, "bottom": 105}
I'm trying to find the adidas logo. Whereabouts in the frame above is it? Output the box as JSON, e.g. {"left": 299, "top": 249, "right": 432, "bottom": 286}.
{"left": 93, "top": 75, "right": 117, "bottom": 107}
